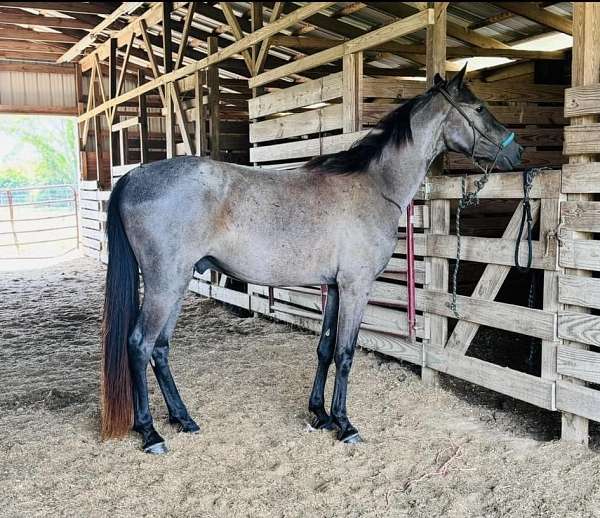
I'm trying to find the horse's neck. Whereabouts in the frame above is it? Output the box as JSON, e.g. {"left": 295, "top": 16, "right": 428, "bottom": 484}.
{"left": 371, "top": 96, "right": 448, "bottom": 211}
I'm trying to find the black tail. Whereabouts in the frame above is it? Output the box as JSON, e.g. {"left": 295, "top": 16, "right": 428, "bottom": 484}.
{"left": 101, "top": 174, "right": 139, "bottom": 440}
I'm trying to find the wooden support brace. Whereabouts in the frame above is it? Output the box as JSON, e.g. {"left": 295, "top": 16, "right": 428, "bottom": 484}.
{"left": 445, "top": 201, "right": 541, "bottom": 353}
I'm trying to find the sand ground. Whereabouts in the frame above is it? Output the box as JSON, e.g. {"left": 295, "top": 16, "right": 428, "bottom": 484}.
{"left": 2, "top": 257, "right": 600, "bottom": 518}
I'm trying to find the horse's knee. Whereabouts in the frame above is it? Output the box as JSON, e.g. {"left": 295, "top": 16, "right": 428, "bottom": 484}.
{"left": 128, "top": 327, "right": 153, "bottom": 365}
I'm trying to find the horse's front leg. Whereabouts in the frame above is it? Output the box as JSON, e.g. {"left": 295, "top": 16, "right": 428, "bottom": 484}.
{"left": 308, "top": 283, "right": 339, "bottom": 430}
{"left": 329, "top": 279, "right": 371, "bottom": 443}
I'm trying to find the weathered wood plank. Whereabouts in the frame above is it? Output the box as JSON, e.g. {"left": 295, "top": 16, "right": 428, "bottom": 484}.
{"left": 370, "top": 283, "right": 556, "bottom": 341}
{"left": 249, "top": 104, "right": 342, "bottom": 143}
{"left": 560, "top": 201, "right": 600, "bottom": 232}
{"left": 424, "top": 233, "right": 555, "bottom": 270}
{"left": 248, "top": 72, "right": 342, "bottom": 119}
{"left": 427, "top": 348, "right": 554, "bottom": 409}
{"left": 556, "top": 381, "right": 600, "bottom": 424}
{"left": 563, "top": 124, "right": 600, "bottom": 155}
{"left": 558, "top": 275, "right": 600, "bottom": 310}
{"left": 423, "top": 169, "right": 560, "bottom": 200}
{"left": 557, "top": 345, "right": 600, "bottom": 384}
{"left": 565, "top": 84, "right": 600, "bottom": 118}
{"left": 558, "top": 312, "right": 600, "bottom": 348}
{"left": 559, "top": 238, "right": 600, "bottom": 272}
{"left": 562, "top": 163, "right": 600, "bottom": 194}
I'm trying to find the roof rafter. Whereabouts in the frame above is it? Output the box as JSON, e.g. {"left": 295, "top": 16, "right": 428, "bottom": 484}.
{"left": 491, "top": 2, "right": 572, "bottom": 35}
{"left": 57, "top": 2, "right": 146, "bottom": 63}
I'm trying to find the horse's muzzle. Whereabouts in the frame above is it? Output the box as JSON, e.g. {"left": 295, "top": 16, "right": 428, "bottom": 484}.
{"left": 496, "top": 142, "right": 523, "bottom": 171}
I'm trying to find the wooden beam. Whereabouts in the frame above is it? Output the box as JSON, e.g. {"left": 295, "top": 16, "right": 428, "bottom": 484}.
{"left": 0, "top": 40, "right": 66, "bottom": 54}
{"left": 0, "top": 61, "right": 74, "bottom": 74}
{"left": 493, "top": 2, "right": 572, "bottom": 35}
{"left": 220, "top": 2, "right": 255, "bottom": 75}
{"left": 57, "top": 2, "right": 145, "bottom": 63}
{"left": 269, "top": 35, "right": 566, "bottom": 60}
{"left": 175, "top": 2, "right": 196, "bottom": 70}
{"left": 0, "top": 2, "right": 117, "bottom": 15}
{"left": 139, "top": 18, "right": 166, "bottom": 105}
{"left": 0, "top": 11, "right": 96, "bottom": 29}
{"left": 77, "top": 2, "right": 335, "bottom": 123}
{"left": 171, "top": 83, "right": 194, "bottom": 155}
{"left": 422, "top": 1, "right": 447, "bottom": 388}
{"left": 342, "top": 52, "right": 362, "bottom": 133}
{"left": 250, "top": 9, "right": 434, "bottom": 88}
{"left": 137, "top": 69, "right": 149, "bottom": 163}
{"left": 0, "top": 27, "right": 79, "bottom": 43}
{"left": 0, "top": 103, "right": 76, "bottom": 115}
{"left": 79, "top": 3, "right": 188, "bottom": 72}
{"left": 111, "top": 32, "right": 135, "bottom": 122}
{"left": 207, "top": 36, "right": 220, "bottom": 161}
{"left": 108, "top": 37, "right": 120, "bottom": 167}
{"left": 194, "top": 70, "right": 207, "bottom": 156}
{"left": 255, "top": 1, "right": 283, "bottom": 75}
{"left": 558, "top": 1, "right": 600, "bottom": 447}
{"left": 373, "top": 2, "right": 511, "bottom": 49}
{"left": 468, "top": 11, "right": 514, "bottom": 30}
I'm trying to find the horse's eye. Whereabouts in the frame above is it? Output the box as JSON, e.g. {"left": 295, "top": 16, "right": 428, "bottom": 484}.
{"left": 475, "top": 105, "right": 484, "bottom": 113}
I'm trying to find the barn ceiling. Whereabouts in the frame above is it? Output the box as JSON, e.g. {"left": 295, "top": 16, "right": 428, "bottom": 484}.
{"left": 0, "top": 2, "right": 574, "bottom": 82}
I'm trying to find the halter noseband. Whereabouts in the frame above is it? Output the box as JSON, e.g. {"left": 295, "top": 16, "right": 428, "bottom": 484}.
{"left": 434, "top": 84, "right": 515, "bottom": 173}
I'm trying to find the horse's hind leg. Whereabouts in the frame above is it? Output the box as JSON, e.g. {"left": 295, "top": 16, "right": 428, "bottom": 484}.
{"left": 308, "top": 283, "right": 339, "bottom": 430}
{"left": 129, "top": 271, "right": 192, "bottom": 454}
{"left": 151, "top": 300, "right": 200, "bottom": 434}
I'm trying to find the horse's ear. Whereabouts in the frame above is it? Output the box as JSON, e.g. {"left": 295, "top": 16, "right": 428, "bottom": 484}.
{"left": 433, "top": 73, "right": 444, "bottom": 86}
{"left": 448, "top": 63, "right": 468, "bottom": 92}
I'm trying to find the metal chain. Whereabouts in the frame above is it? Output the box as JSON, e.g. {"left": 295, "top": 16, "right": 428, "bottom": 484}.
{"left": 449, "top": 167, "right": 494, "bottom": 318}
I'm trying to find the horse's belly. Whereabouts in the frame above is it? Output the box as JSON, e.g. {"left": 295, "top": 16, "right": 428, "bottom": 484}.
{"left": 208, "top": 231, "right": 336, "bottom": 287}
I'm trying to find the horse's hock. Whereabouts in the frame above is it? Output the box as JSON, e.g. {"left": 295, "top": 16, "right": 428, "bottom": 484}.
{"left": 70, "top": 3, "right": 600, "bottom": 446}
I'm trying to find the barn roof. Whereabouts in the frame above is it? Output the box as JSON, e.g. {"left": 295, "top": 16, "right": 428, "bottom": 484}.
{"left": 0, "top": 2, "right": 574, "bottom": 81}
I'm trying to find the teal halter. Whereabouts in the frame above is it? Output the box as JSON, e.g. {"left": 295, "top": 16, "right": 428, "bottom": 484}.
{"left": 501, "top": 132, "right": 515, "bottom": 149}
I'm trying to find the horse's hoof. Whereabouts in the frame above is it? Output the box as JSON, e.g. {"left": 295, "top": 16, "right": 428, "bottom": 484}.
{"left": 143, "top": 441, "right": 168, "bottom": 455}
{"left": 170, "top": 416, "right": 201, "bottom": 434}
{"left": 341, "top": 433, "right": 363, "bottom": 445}
{"left": 180, "top": 421, "right": 200, "bottom": 434}
{"left": 311, "top": 415, "right": 337, "bottom": 431}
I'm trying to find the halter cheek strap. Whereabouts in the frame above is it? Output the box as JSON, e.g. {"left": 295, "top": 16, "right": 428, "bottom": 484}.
{"left": 435, "top": 85, "right": 515, "bottom": 173}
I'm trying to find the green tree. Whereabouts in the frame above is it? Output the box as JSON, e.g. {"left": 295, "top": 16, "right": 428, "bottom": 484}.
{"left": 0, "top": 115, "right": 78, "bottom": 188}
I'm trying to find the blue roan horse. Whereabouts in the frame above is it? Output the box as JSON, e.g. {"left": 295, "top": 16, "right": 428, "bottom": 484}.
{"left": 101, "top": 66, "right": 522, "bottom": 453}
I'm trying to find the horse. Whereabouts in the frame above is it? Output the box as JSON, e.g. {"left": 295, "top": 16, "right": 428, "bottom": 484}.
{"left": 100, "top": 65, "right": 523, "bottom": 454}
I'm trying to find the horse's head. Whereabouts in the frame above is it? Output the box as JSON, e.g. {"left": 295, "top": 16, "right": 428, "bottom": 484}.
{"left": 433, "top": 64, "right": 523, "bottom": 171}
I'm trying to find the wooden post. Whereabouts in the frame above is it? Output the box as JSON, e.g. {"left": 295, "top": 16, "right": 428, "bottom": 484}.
{"left": 251, "top": 3, "right": 264, "bottom": 167}
{"left": 194, "top": 70, "right": 207, "bottom": 156}
{"left": 93, "top": 76, "right": 108, "bottom": 188}
{"left": 108, "top": 37, "right": 120, "bottom": 168}
{"left": 74, "top": 63, "right": 88, "bottom": 181}
{"left": 559, "top": 2, "right": 600, "bottom": 446}
{"left": 137, "top": 69, "right": 149, "bottom": 164}
{"left": 163, "top": 2, "right": 175, "bottom": 158}
{"left": 342, "top": 52, "right": 363, "bottom": 133}
{"left": 422, "top": 1, "right": 448, "bottom": 387}
{"left": 207, "top": 36, "right": 220, "bottom": 161}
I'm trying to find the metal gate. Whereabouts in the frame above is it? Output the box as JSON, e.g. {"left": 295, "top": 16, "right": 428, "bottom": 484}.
{"left": 0, "top": 185, "right": 79, "bottom": 260}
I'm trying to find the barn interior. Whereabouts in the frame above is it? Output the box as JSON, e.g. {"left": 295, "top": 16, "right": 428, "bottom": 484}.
{"left": 0, "top": 2, "right": 599, "bottom": 450}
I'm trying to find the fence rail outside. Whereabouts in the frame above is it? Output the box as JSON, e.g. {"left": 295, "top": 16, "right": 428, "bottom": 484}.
{"left": 0, "top": 184, "right": 79, "bottom": 259}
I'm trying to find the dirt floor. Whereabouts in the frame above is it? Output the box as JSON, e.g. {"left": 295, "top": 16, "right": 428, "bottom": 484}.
{"left": 2, "top": 257, "right": 600, "bottom": 518}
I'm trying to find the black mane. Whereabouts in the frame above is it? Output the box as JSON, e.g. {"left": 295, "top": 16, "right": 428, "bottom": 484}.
{"left": 304, "top": 95, "right": 422, "bottom": 175}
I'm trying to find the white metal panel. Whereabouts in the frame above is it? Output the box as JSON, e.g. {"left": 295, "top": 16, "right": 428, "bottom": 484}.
{"left": 0, "top": 63, "right": 76, "bottom": 110}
